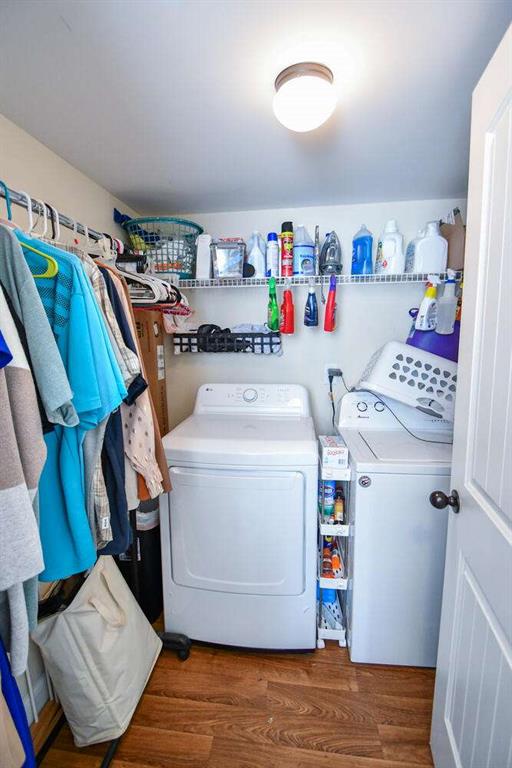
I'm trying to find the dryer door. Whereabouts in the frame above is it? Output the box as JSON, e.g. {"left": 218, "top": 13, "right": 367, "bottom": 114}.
{"left": 168, "top": 466, "right": 305, "bottom": 595}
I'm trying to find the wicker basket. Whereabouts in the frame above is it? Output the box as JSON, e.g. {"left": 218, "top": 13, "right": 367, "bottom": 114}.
{"left": 123, "top": 216, "right": 203, "bottom": 279}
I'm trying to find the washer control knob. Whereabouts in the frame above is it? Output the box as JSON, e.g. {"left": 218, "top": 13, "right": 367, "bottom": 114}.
{"left": 243, "top": 388, "right": 258, "bottom": 403}
{"left": 374, "top": 401, "right": 385, "bottom": 412}
{"left": 356, "top": 401, "right": 368, "bottom": 412}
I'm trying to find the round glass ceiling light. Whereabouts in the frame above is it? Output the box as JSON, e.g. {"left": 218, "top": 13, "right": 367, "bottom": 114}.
{"left": 273, "top": 62, "right": 336, "bottom": 133}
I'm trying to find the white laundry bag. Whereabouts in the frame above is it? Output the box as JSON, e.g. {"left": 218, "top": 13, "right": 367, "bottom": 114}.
{"left": 31, "top": 556, "right": 162, "bottom": 746}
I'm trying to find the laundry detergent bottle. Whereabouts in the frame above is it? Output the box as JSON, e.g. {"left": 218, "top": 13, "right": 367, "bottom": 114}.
{"left": 351, "top": 225, "right": 373, "bottom": 274}
{"left": 405, "top": 221, "right": 448, "bottom": 273}
{"left": 280, "top": 279, "right": 295, "bottom": 334}
{"left": 375, "top": 219, "right": 405, "bottom": 274}
{"left": 293, "top": 225, "right": 315, "bottom": 275}
{"left": 304, "top": 278, "right": 318, "bottom": 326}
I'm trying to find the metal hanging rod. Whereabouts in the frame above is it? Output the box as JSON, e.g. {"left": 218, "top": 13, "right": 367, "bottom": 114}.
{"left": 0, "top": 181, "right": 107, "bottom": 241}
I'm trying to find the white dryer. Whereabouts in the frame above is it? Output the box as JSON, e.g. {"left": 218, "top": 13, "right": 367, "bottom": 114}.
{"left": 160, "top": 384, "right": 318, "bottom": 650}
{"left": 338, "top": 391, "right": 452, "bottom": 667}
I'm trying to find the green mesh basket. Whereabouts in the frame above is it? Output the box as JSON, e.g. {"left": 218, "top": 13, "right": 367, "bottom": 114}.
{"left": 123, "top": 216, "right": 203, "bottom": 278}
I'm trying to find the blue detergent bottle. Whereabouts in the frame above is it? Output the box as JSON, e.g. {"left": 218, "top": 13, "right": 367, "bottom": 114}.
{"left": 304, "top": 278, "right": 318, "bottom": 326}
{"left": 352, "top": 224, "right": 373, "bottom": 274}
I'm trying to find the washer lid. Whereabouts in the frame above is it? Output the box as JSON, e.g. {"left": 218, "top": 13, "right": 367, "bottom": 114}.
{"left": 163, "top": 414, "right": 317, "bottom": 466}
{"left": 340, "top": 428, "right": 452, "bottom": 475}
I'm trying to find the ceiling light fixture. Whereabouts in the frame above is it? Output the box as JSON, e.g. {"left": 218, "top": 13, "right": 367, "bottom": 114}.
{"left": 273, "top": 62, "right": 336, "bottom": 133}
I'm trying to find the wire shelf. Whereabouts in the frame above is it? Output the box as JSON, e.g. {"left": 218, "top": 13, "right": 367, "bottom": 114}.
{"left": 177, "top": 272, "right": 460, "bottom": 289}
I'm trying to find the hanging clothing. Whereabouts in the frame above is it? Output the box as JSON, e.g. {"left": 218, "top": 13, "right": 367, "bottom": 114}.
{"left": 69, "top": 246, "right": 143, "bottom": 549}
{"left": 0, "top": 329, "right": 12, "bottom": 369}
{"left": 99, "top": 410, "right": 130, "bottom": 556}
{"left": 99, "top": 264, "right": 166, "bottom": 497}
{"left": 0, "top": 226, "right": 77, "bottom": 427}
{"left": 0, "top": 286, "right": 45, "bottom": 676}
{"left": 0, "top": 680, "right": 25, "bottom": 768}
{"left": 15, "top": 231, "right": 126, "bottom": 581}
{"left": 0, "top": 638, "right": 35, "bottom": 768}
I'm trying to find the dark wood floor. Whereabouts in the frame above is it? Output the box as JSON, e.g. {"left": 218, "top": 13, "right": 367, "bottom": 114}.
{"left": 41, "top": 643, "right": 435, "bottom": 767}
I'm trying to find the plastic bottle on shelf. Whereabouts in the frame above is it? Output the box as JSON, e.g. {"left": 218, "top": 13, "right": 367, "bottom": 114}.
{"left": 293, "top": 225, "right": 315, "bottom": 275}
{"left": 321, "top": 480, "right": 336, "bottom": 519}
{"left": 279, "top": 279, "right": 295, "bottom": 334}
{"left": 280, "top": 222, "right": 294, "bottom": 277}
{"left": 266, "top": 232, "right": 280, "bottom": 277}
{"left": 405, "top": 221, "right": 448, "bottom": 273}
{"left": 303, "top": 278, "right": 319, "bottom": 327}
{"left": 247, "top": 231, "right": 266, "bottom": 278}
{"left": 334, "top": 490, "right": 344, "bottom": 522}
{"left": 351, "top": 224, "right": 373, "bottom": 275}
{"left": 375, "top": 219, "right": 405, "bottom": 274}
{"left": 415, "top": 279, "right": 439, "bottom": 331}
{"left": 436, "top": 271, "right": 458, "bottom": 335}
{"left": 267, "top": 277, "right": 279, "bottom": 331}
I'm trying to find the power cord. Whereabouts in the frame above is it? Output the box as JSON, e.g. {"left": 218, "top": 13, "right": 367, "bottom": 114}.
{"left": 329, "top": 370, "right": 453, "bottom": 445}
{"left": 328, "top": 373, "right": 336, "bottom": 428}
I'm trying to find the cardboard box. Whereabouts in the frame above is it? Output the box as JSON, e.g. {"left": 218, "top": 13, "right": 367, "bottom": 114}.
{"left": 319, "top": 435, "right": 349, "bottom": 469}
{"left": 134, "top": 309, "right": 169, "bottom": 436}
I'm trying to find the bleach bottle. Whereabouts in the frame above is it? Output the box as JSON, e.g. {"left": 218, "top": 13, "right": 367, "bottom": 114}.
{"left": 351, "top": 225, "right": 373, "bottom": 274}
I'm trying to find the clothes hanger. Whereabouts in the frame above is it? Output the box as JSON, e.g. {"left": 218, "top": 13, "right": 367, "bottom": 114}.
{"left": 0, "top": 180, "right": 16, "bottom": 229}
{"left": 31, "top": 199, "right": 48, "bottom": 239}
{"left": 44, "top": 202, "right": 63, "bottom": 246}
{"left": 17, "top": 191, "right": 34, "bottom": 234}
{"left": 18, "top": 199, "right": 59, "bottom": 279}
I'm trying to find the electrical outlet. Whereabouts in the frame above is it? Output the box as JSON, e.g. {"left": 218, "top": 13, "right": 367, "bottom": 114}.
{"left": 324, "top": 364, "right": 342, "bottom": 385}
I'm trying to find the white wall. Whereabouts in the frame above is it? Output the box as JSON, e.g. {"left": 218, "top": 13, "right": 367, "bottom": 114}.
{"left": 168, "top": 198, "right": 465, "bottom": 433}
{"left": 0, "top": 113, "right": 139, "bottom": 237}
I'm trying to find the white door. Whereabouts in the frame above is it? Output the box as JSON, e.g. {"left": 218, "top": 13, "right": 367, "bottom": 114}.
{"left": 431, "top": 25, "right": 512, "bottom": 768}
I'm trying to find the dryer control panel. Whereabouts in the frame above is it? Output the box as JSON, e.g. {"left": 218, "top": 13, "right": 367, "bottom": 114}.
{"left": 194, "top": 383, "right": 311, "bottom": 417}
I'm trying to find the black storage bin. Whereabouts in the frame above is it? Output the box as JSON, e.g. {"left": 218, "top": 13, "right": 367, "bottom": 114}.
{"left": 116, "top": 499, "right": 163, "bottom": 624}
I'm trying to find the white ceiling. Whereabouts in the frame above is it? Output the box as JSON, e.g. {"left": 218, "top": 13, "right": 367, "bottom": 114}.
{"left": 0, "top": 0, "right": 510, "bottom": 214}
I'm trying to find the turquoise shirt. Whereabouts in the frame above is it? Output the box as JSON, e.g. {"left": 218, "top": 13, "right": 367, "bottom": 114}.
{"left": 16, "top": 232, "right": 126, "bottom": 581}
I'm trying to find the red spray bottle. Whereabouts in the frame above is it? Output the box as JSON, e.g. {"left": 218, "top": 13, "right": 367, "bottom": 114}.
{"left": 280, "top": 279, "right": 295, "bottom": 334}
{"left": 324, "top": 274, "right": 337, "bottom": 332}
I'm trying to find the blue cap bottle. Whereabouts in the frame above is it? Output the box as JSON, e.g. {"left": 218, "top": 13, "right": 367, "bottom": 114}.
{"left": 304, "top": 277, "right": 318, "bottom": 326}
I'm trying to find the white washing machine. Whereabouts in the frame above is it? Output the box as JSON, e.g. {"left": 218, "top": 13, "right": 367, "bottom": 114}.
{"left": 338, "top": 391, "right": 452, "bottom": 667}
{"left": 160, "top": 383, "right": 318, "bottom": 650}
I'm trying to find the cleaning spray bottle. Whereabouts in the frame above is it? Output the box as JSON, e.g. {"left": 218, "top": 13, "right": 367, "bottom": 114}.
{"left": 304, "top": 278, "right": 318, "bottom": 326}
{"left": 324, "top": 274, "right": 337, "bottom": 332}
{"left": 280, "top": 279, "right": 295, "bottom": 334}
{"left": 436, "top": 270, "right": 457, "bottom": 335}
{"left": 267, "top": 277, "right": 279, "bottom": 331}
{"left": 415, "top": 278, "right": 439, "bottom": 331}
